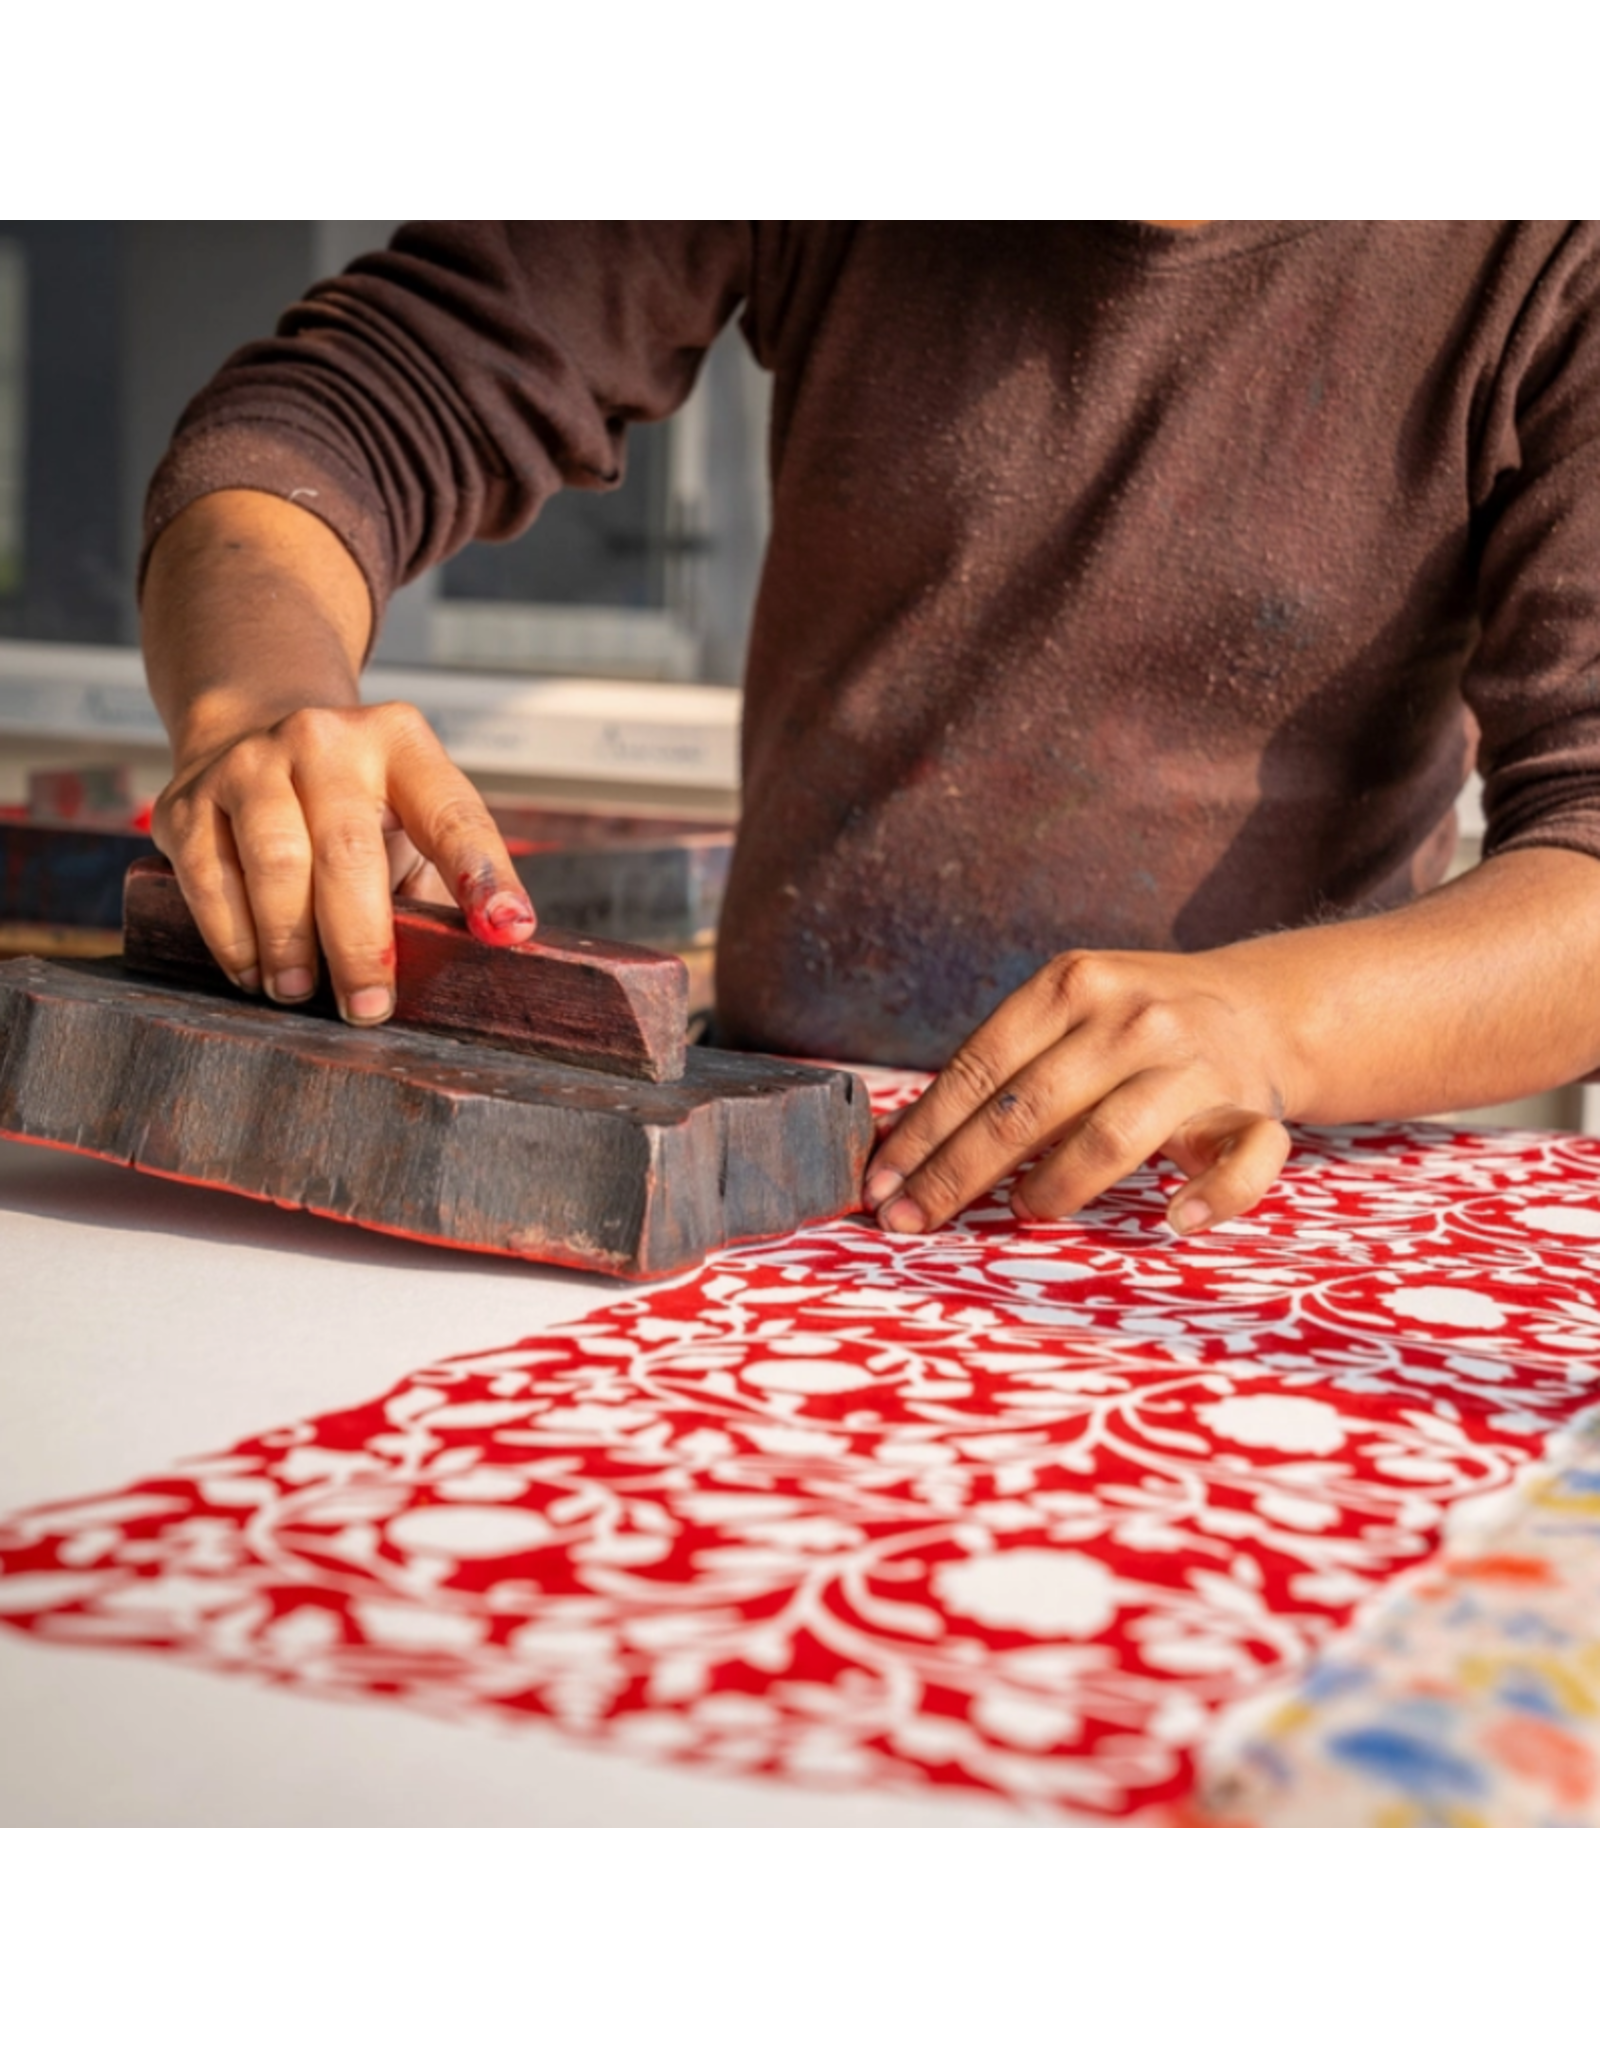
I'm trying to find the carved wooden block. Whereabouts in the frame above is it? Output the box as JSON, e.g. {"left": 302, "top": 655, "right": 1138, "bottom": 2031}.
{"left": 0, "top": 958, "right": 872, "bottom": 1278}
{"left": 123, "top": 857, "right": 689, "bottom": 1083}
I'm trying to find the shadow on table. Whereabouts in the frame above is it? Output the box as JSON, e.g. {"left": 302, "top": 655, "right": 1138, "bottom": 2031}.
{"left": 0, "top": 1135, "right": 631, "bottom": 1292}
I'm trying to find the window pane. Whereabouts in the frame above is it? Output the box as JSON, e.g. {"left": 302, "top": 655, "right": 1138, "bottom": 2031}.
{"left": 0, "top": 224, "right": 764, "bottom": 683}
{"left": 0, "top": 223, "right": 124, "bottom": 645}
{"left": 441, "top": 420, "right": 674, "bottom": 612}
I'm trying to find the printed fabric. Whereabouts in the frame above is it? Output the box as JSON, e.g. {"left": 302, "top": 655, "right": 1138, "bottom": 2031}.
{"left": 4, "top": 1072, "right": 1600, "bottom": 1822}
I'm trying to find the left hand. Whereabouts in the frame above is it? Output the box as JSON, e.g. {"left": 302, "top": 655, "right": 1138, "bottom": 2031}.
{"left": 862, "top": 947, "right": 1295, "bottom": 1237}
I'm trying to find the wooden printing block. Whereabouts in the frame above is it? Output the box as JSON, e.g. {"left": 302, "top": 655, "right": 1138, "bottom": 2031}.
{"left": 122, "top": 856, "right": 689, "bottom": 1083}
{"left": 0, "top": 958, "right": 870, "bottom": 1277}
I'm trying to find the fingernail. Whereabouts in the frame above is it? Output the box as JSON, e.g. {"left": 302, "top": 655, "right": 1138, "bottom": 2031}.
{"left": 487, "top": 890, "right": 535, "bottom": 930}
{"left": 232, "top": 966, "right": 262, "bottom": 994}
{"left": 342, "top": 986, "right": 394, "bottom": 1024}
{"left": 863, "top": 1167, "right": 904, "bottom": 1209}
{"left": 467, "top": 890, "right": 536, "bottom": 946}
{"left": 269, "top": 967, "right": 314, "bottom": 1003}
{"left": 879, "top": 1195, "right": 927, "bottom": 1235}
{"left": 1169, "top": 1196, "right": 1213, "bottom": 1236}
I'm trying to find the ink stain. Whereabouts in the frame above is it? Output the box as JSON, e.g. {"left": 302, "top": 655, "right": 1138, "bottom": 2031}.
{"left": 456, "top": 864, "right": 536, "bottom": 946}
{"left": 466, "top": 890, "right": 537, "bottom": 946}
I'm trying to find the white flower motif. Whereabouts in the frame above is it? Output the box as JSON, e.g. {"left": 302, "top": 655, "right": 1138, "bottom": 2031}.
{"left": 741, "top": 1359, "right": 874, "bottom": 1394}
{"left": 1383, "top": 1286, "right": 1507, "bottom": 1332}
{"left": 386, "top": 1506, "right": 554, "bottom": 1558}
{"left": 934, "top": 1550, "right": 1124, "bottom": 1637}
{"left": 1199, "top": 1395, "right": 1348, "bottom": 1455}
{"left": 971, "top": 1691, "right": 1081, "bottom": 1749}
{"left": 1515, "top": 1204, "right": 1600, "bottom": 1239}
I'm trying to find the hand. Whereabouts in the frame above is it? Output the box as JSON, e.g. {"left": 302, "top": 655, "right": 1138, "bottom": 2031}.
{"left": 152, "top": 700, "right": 535, "bottom": 1025}
{"left": 862, "top": 948, "right": 1294, "bottom": 1238}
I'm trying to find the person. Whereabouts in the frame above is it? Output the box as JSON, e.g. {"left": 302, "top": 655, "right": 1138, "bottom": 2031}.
{"left": 138, "top": 222, "right": 1600, "bottom": 1243}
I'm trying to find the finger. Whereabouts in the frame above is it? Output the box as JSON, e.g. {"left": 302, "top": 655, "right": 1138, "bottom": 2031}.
{"left": 383, "top": 820, "right": 454, "bottom": 907}
{"left": 226, "top": 778, "right": 319, "bottom": 1005}
{"left": 1161, "top": 1107, "right": 1292, "bottom": 1236}
{"left": 292, "top": 761, "right": 401, "bottom": 1026}
{"left": 1011, "top": 1067, "right": 1192, "bottom": 1222}
{"left": 879, "top": 1028, "right": 1127, "bottom": 1234}
{"left": 152, "top": 797, "right": 262, "bottom": 994}
{"left": 380, "top": 706, "right": 534, "bottom": 945}
{"left": 865, "top": 956, "right": 1096, "bottom": 1211}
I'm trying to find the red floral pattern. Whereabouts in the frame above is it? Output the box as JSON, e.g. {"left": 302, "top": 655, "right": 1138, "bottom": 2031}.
{"left": 4, "top": 1071, "right": 1600, "bottom": 1820}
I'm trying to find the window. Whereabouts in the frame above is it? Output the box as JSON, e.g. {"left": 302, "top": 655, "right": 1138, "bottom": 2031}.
{"left": 0, "top": 238, "right": 24, "bottom": 605}
{"left": 0, "top": 222, "right": 766, "bottom": 684}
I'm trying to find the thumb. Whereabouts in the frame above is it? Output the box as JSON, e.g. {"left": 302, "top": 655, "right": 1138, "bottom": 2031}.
{"left": 1161, "top": 1105, "right": 1291, "bottom": 1237}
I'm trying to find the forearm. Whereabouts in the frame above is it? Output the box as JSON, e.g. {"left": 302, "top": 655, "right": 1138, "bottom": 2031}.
{"left": 141, "top": 490, "right": 372, "bottom": 768}
{"left": 1227, "top": 846, "right": 1600, "bottom": 1124}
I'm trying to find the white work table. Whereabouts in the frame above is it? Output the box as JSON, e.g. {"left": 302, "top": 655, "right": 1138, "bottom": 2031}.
{"left": 0, "top": 1141, "right": 1012, "bottom": 1826}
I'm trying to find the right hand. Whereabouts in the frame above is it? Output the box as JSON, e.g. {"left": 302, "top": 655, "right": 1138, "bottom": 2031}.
{"left": 151, "top": 699, "right": 535, "bottom": 1025}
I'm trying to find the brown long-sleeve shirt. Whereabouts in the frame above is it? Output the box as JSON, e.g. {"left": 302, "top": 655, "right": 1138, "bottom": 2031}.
{"left": 145, "top": 222, "right": 1600, "bottom": 1067}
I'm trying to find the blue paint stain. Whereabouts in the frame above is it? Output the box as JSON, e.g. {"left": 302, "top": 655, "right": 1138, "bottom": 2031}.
{"left": 1496, "top": 1675, "right": 1562, "bottom": 1719}
{"left": 1326, "top": 1726, "right": 1486, "bottom": 1799}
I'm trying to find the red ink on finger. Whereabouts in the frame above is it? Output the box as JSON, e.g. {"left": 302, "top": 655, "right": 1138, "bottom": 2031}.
{"left": 461, "top": 874, "right": 537, "bottom": 947}
{"left": 379, "top": 943, "right": 397, "bottom": 973}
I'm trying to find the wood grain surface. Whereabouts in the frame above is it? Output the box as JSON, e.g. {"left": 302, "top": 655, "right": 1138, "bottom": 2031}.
{"left": 123, "top": 856, "right": 689, "bottom": 1083}
{"left": 0, "top": 958, "right": 873, "bottom": 1277}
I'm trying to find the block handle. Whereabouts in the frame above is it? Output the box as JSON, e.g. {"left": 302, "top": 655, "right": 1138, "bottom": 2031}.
{"left": 122, "top": 857, "right": 689, "bottom": 1082}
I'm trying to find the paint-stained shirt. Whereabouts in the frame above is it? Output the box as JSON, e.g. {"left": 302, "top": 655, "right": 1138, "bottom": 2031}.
{"left": 143, "top": 222, "right": 1600, "bottom": 1066}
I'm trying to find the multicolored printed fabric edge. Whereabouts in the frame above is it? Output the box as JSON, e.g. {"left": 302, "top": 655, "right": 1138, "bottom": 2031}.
{"left": 1193, "top": 1405, "right": 1600, "bottom": 1826}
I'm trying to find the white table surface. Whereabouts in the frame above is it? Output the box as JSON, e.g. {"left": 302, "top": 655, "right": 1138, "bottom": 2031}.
{"left": 0, "top": 1140, "right": 1016, "bottom": 1826}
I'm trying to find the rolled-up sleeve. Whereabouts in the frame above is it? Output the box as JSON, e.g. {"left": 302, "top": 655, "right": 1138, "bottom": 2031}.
{"left": 1467, "top": 226, "right": 1600, "bottom": 865}
{"left": 141, "top": 221, "right": 753, "bottom": 640}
